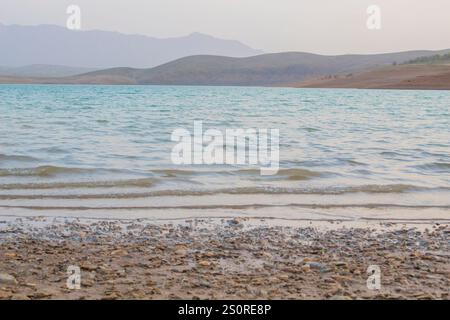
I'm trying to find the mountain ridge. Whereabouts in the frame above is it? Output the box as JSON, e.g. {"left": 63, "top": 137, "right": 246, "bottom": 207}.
{"left": 0, "top": 64, "right": 99, "bottom": 77}
{"left": 0, "top": 23, "right": 262, "bottom": 68}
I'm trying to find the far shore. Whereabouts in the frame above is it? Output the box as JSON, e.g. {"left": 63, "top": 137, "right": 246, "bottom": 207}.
{"left": 1, "top": 64, "right": 450, "bottom": 90}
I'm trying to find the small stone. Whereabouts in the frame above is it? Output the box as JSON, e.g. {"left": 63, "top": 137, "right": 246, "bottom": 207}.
{"left": 174, "top": 249, "right": 188, "bottom": 256}
{"left": 414, "top": 293, "right": 434, "bottom": 300}
{"left": 111, "top": 249, "right": 128, "bottom": 256}
{"left": 278, "top": 274, "right": 290, "bottom": 280}
{"left": 306, "top": 262, "right": 328, "bottom": 272}
{"left": 80, "top": 263, "right": 98, "bottom": 271}
{"left": 33, "top": 289, "right": 59, "bottom": 299}
{"left": 102, "top": 292, "right": 120, "bottom": 300}
{"left": 78, "top": 231, "right": 87, "bottom": 238}
{"left": 334, "top": 261, "right": 348, "bottom": 268}
{"left": 24, "top": 283, "right": 37, "bottom": 288}
{"left": 198, "top": 260, "right": 211, "bottom": 267}
{"left": 328, "top": 295, "right": 352, "bottom": 300}
{"left": 301, "top": 265, "right": 311, "bottom": 272}
{"left": 261, "top": 252, "right": 273, "bottom": 260}
{"left": 11, "top": 294, "right": 30, "bottom": 300}
{"left": 83, "top": 279, "right": 95, "bottom": 287}
{"left": 0, "top": 290, "right": 12, "bottom": 299}
{"left": 0, "top": 273, "right": 18, "bottom": 285}
{"left": 227, "top": 219, "right": 243, "bottom": 228}
{"left": 4, "top": 252, "right": 17, "bottom": 258}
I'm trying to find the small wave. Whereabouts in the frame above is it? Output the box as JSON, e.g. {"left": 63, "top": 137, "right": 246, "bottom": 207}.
{"left": 35, "top": 147, "right": 67, "bottom": 154}
{"left": 0, "top": 166, "right": 93, "bottom": 177}
{"left": 155, "top": 184, "right": 421, "bottom": 196}
{"left": 301, "top": 127, "right": 320, "bottom": 132}
{"left": 344, "top": 159, "right": 367, "bottom": 166}
{"left": 0, "top": 154, "right": 38, "bottom": 162}
{"left": 149, "top": 167, "right": 322, "bottom": 181}
{"left": 0, "top": 178, "right": 157, "bottom": 190}
{"left": 415, "top": 162, "right": 450, "bottom": 172}
{"left": 380, "top": 151, "right": 408, "bottom": 158}
{"left": 151, "top": 169, "right": 195, "bottom": 177}
{"left": 237, "top": 168, "right": 321, "bottom": 180}
{"left": 0, "top": 184, "right": 426, "bottom": 198}
{"left": 278, "top": 168, "right": 321, "bottom": 181}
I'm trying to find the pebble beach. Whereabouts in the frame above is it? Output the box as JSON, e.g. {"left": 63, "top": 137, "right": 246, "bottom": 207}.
{"left": 0, "top": 217, "right": 448, "bottom": 300}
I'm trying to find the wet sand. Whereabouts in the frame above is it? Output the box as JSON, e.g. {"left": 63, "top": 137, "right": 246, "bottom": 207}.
{"left": 0, "top": 216, "right": 448, "bottom": 300}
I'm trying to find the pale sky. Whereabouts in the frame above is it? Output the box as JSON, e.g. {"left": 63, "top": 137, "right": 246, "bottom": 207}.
{"left": 1, "top": 0, "right": 450, "bottom": 54}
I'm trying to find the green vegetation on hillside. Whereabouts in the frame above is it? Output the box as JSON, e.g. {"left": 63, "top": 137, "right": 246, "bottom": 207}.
{"left": 406, "top": 53, "right": 450, "bottom": 64}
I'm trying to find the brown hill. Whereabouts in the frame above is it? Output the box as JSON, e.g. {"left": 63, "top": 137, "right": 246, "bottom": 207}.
{"left": 293, "top": 64, "right": 450, "bottom": 90}
{"left": 2, "top": 50, "right": 450, "bottom": 87}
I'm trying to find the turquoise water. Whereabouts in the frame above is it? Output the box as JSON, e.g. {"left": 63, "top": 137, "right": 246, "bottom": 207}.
{"left": 0, "top": 85, "right": 449, "bottom": 219}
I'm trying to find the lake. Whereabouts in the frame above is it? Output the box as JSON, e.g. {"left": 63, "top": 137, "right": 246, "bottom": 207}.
{"left": 0, "top": 85, "right": 449, "bottom": 222}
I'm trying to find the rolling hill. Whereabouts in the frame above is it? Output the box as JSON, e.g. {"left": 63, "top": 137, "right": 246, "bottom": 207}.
{"left": 1, "top": 49, "right": 450, "bottom": 88}
{"left": 293, "top": 64, "right": 450, "bottom": 90}
{"left": 47, "top": 49, "right": 450, "bottom": 85}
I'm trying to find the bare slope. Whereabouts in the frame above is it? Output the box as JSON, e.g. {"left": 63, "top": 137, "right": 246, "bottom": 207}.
{"left": 293, "top": 64, "right": 450, "bottom": 90}
{"left": 1, "top": 49, "right": 450, "bottom": 87}
{"left": 74, "top": 50, "right": 450, "bottom": 86}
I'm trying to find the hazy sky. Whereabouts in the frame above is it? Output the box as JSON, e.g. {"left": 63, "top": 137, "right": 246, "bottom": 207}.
{"left": 1, "top": 0, "right": 450, "bottom": 54}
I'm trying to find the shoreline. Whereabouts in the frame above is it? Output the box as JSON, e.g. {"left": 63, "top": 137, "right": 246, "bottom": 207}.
{"left": 2, "top": 63, "right": 450, "bottom": 91}
{"left": 1, "top": 216, "right": 448, "bottom": 300}
{"left": 1, "top": 80, "right": 450, "bottom": 91}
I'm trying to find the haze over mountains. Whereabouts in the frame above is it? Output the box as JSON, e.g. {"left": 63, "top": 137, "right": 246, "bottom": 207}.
{"left": 0, "top": 23, "right": 449, "bottom": 89}
{"left": 0, "top": 23, "right": 262, "bottom": 69}
{"left": 0, "top": 65, "right": 99, "bottom": 77}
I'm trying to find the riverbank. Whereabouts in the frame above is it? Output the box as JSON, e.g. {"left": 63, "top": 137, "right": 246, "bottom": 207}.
{"left": 0, "top": 216, "right": 448, "bottom": 300}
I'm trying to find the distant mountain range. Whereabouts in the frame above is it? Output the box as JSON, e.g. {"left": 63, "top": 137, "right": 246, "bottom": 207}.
{"left": 0, "top": 23, "right": 449, "bottom": 89}
{"left": 0, "top": 23, "right": 262, "bottom": 68}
